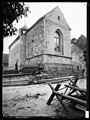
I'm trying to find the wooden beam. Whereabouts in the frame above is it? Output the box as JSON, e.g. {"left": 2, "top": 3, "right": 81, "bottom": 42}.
{"left": 55, "top": 94, "right": 66, "bottom": 109}
{"left": 65, "top": 84, "right": 87, "bottom": 93}
{"left": 75, "top": 104, "right": 87, "bottom": 111}
{"left": 47, "top": 83, "right": 61, "bottom": 105}
{"left": 68, "top": 77, "right": 78, "bottom": 87}
{"left": 53, "top": 91, "right": 87, "bottom": 106}
{"left": 47, "top": 83, "right": 67, "bottom": 109}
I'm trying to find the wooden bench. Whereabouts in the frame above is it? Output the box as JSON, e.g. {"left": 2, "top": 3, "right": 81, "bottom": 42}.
{"left": 47, "top": 76, "right": 87, "bottom": 111}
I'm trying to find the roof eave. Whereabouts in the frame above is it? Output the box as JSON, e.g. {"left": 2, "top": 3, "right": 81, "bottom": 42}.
{"left": 8, "top": 36, "right": 20, "bottom": 49}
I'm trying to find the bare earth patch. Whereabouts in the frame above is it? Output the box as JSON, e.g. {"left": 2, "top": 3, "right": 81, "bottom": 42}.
{"left": 2, "top": 78, "right": 86, "bottom": 118}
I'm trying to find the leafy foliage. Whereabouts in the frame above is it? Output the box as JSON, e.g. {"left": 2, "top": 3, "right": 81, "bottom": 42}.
{"left": 83, "top": 48, "right": 87, "bottom": 66}
{"left": 83, "top": 50, "right": 87, "bottom": 61}
{"left": 3, "top": 1, "right": 30, "bottom": 37}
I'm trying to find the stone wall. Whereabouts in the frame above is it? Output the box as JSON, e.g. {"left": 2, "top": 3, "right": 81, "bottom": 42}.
{"left": 71, "top": 43, "right": 86, "bottom": 71}
{"left": 43, "top": 54, "right": 72, "bottom": 64}
{"left": 44, "top": 19, "right": 71, "bottom": 58}
{"left": 43, "top": 62, "right": 74, "bottom": 77}
{"left": 26, "top": 19, "right": 44, "bottom": 66}
{"left": 42, "top": 7, "right": 72, "bottom": 76}
{"left": 44, "top": 6, "right": 71, "bottom": 58}
{"left": 20, "top": 35, "right": 26, "bottom": 68}
{"left": 42, "top": 7, "right": 72, "bottom": 74}
{"left": 26, "top": 54, "right": 44, "bottom": 67}
{"left": 8, "top": 6, "right": 72, "bottom": 76}
{"left": 24, "top": 6, "right": 72, "bottom": 75}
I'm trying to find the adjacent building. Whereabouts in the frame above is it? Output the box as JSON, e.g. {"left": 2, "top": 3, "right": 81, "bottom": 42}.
{"left": 2, "top": 53, "right": 8, "bottom": 71}
{"left": 71, "top": 35, "right": 86, "bottom": 71}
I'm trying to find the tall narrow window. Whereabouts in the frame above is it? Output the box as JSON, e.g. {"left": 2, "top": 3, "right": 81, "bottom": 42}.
{"left": 77, "top": 66, "right": 79, "bottom": 71}
{"left": 54, "top": 30, "right": 63, "bottom": 53}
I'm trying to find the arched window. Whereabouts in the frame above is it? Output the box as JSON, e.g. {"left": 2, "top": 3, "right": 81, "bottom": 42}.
{"left": 54, "top": 30, "right": 63, "bottom": 53}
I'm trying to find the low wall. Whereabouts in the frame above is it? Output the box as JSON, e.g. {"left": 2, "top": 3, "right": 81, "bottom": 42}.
{"left": 43, "top": 63, "right": 75, "bottom": 77}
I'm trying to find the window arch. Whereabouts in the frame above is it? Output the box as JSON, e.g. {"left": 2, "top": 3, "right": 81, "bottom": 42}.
{"left": 54, "top": 29, "right": 63, "bottom": 53}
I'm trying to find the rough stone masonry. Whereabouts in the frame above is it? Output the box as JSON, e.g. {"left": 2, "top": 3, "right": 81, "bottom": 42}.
{"left": 9, "top": 6, "right": 73, "bottom": 75}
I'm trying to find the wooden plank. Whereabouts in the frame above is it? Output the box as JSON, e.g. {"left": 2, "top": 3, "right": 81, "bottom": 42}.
{"left": 75, "top": 104, "right": 87, "bottom": 111}
{"left": 55, "top": 94, "right": 66, "bottom": 109}
{"left": 68, "top": 77, "right": 78, "bottom": 87}
{"left": 38, "top": 76, "right": 75, "bottom": 84}
{"left": 47, "top": 83, "right": 61, "bottom": 105}
{"left": 58, "top": 86, "right": 66, "bottom": 91}
{"left": 47, "top": 83, "right": 67, "bottom": 109}
{"left": 64, "top": 77, "right": 78, "bottom": 94}
{"left": 53, "top": 91, "right": 87, "bottom": 106}
{"left": 65, "top": 84, "right": 87, "bottom": 93}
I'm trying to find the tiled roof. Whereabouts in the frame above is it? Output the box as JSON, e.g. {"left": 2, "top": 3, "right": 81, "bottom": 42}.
{"left": 71, "top": 34, "right": 86, "bottom": 51}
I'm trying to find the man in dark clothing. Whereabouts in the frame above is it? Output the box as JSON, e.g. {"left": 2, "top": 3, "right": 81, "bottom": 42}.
{"left": 15, "top": 61, "right": 18, "bottom": 72}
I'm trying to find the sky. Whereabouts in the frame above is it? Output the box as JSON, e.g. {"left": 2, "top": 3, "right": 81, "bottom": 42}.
{"left": 3, "top": 2, "right": 87, "bottom": 54}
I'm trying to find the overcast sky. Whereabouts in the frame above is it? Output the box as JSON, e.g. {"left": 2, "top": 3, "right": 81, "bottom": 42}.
{"left": 3, "top": 2, "right": 87, "bottom": 54}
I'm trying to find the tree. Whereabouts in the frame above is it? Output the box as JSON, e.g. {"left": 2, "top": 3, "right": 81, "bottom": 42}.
{"left": 83, "top": 48, "right": 87, "bottom": 67}
{"left": 3, "top": 1, "right": 30, "bottom": 37}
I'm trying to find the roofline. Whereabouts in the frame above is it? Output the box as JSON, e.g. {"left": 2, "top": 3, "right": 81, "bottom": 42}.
{"left": 25, "top": 6, "right": 71, "bottom": 34}
{"left": 8, "top": 36, "right": 20, "bottom": 49}
{"left": 9, "top": 6, "right": 71, "bottom": 49}
{"left": 25, "top": 16, "right": 45, "bottom": 35}
{"left": 24, "top": 7, "right": 59, "bottom": 34}
{"left": 8, "top": 16, "right": 45, "bottom": 49}
{"left": 8, "top": 8, "right": 51, "bottom": 49}
{"left": 71, "top": 42, "right": 84, "bottom": 51}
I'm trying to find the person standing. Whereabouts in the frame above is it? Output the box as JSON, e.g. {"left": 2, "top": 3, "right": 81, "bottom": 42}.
{"left": 15, "top": 60, "right": 18, "bottom": 72}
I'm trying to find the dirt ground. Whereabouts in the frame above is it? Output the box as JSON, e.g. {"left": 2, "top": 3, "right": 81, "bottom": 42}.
{"left": 2, "top": 78, "right": 86, "bottom": 118}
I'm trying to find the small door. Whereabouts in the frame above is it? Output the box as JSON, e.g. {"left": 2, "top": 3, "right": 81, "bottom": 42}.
{"left": 77, "top": 66, "right": 79, "bottom": 70}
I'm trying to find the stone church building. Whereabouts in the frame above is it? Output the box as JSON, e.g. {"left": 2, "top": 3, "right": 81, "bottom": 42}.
{"left": 9, "top": 6, "right": 73, "bottom": 73}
